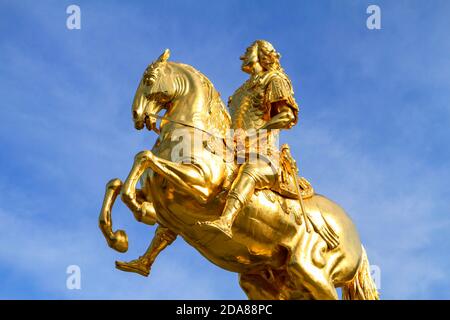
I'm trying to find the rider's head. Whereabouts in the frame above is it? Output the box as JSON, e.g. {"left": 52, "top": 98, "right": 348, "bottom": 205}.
{"left": 240, "top": 40, "right": 282, "bottom": 75}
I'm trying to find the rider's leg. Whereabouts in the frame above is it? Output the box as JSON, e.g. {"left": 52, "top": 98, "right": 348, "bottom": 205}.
{"left": 202, "top": 167, "right": 256, "bottom": 237}
{"left": 202, "top": 160, "right": 276, "bottom": 237}
{"left": 116, "top": 226, "right": 177, "bottom": 277}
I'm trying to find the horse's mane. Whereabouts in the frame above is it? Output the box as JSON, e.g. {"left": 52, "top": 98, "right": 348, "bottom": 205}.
{"left": 175, "top": 62, "right": 231, "bottom": 136}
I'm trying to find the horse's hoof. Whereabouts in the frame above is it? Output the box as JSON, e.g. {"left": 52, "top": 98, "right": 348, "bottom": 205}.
{"left": 109, "top": 230, "right": 129, "bottom": 253}
{"left": 115, "top": 260, "right": 150, "bottom": 277}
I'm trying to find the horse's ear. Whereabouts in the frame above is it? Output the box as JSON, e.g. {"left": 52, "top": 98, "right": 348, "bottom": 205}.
{"left": 157, "top": 49, "right": 170, "bottom": 63}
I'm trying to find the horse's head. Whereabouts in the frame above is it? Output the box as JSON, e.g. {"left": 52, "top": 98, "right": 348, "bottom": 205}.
{"left": 132, "top": 49, "right": 176, "bottom": 131}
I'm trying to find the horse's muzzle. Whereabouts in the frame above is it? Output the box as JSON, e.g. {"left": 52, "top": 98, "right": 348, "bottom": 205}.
{"left": 134, "top": 119, "right": 145, "bottom": 130}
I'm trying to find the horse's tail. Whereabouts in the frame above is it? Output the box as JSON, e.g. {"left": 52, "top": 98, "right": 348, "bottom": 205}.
{"left": 342, "top": 245, "right": 379, "bottom": 300}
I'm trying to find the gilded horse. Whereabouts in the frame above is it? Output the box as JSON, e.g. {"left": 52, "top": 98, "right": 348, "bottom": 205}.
{"left": 98, "top": 49, "right": 379, "bottom": 300}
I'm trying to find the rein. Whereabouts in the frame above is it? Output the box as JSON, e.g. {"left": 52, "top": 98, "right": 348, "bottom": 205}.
{"left": 146, "top": 112, "right": 227, "bottom": 139}
{"left": 147, "top": 112, "right": 271, "bottom": 140}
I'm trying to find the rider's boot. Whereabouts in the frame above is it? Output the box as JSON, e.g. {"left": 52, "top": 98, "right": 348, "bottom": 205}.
{"left": 202, "top": 196, "right": 242, "bottom": 238}
{"left": 116, "top": 226, "right": 176, "bottom": 276}
{"left": 201, "top": 170, "right": 256, "bottom": 238}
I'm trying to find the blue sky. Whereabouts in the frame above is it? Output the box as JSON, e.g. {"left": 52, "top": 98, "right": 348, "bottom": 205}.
{"left": 0, "top": 0, "right": 449, "bottom": 299}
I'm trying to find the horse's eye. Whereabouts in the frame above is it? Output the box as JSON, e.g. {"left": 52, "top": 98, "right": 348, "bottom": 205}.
{"left": 143, "top": 76, "right": 154, "bottom": 86}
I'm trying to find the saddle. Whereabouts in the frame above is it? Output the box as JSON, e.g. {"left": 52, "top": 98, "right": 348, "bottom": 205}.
{"left": 209, "top": 134, "right": 314, "bottom": 199}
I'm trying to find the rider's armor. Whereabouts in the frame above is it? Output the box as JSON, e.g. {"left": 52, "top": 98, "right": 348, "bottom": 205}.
{"left": 230, "top": 70, "right": 298, "bottom": 130}
{"left": 214, "top": 69, "right": 340, "bottom": 250}
{"left": 227, "top": 69, "right": 298, "bottom": 191}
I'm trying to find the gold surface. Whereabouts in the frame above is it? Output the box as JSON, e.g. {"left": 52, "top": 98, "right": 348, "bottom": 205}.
{"left": 98, "top": 42, "right": 379, "bottom": 300}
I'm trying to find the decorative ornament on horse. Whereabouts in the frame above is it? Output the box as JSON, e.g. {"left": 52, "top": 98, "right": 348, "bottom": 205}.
{"left": 98, "top": 40, "right": 379, "bottom": 300}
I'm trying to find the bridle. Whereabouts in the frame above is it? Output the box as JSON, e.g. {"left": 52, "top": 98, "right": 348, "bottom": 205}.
{"left": 145, "top": 112, "right": 226, "bottom": 138}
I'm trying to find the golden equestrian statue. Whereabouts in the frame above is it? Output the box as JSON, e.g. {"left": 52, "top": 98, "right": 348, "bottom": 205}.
{"left": 98, "top": 40, "right": 379, "bottom": 300}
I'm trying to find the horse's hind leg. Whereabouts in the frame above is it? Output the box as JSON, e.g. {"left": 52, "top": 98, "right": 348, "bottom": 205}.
{"left": 116, "top": 225, "right": 177, "bottom": 277}
{"left": 239, "top": 273, "right": 286, "bottom": 300}
{"left": 287, "top": 261, "right": 338, "bottom": 300}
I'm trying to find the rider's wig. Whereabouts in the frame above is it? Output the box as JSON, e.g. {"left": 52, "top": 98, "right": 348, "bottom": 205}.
{"left": 254, "top": 40, "right": 284, "bottom": 72}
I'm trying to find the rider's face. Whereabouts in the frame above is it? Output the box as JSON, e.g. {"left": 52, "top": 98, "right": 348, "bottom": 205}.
{"left": 240, "top": 44, "right": 261, "bottom": 74}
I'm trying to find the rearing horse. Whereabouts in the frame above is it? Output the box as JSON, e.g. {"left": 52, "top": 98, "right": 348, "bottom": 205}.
{"left": 98, "top": 49, "right": 379, "bottom": 300}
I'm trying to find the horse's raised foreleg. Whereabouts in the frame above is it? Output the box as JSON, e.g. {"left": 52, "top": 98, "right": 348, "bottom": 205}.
{"left": 124, "top": 150, "right": 214, "bottom": 205}
{"left": 99, "top": 154, "right": 159, "bottom": 253}
{"left": 115, "top": 225, "right": 177, "bottom": 277}
{"left": 99, "top": 177, "right": 157, "bottom": 253}
{"left": 99, "top": 178, "right": 129, "bottom": 252}
{"left": 121, "top": 151, "right": 159, "bottom": 224}
{"left": 133, "top": 188, "right": 157, "bottom": 225}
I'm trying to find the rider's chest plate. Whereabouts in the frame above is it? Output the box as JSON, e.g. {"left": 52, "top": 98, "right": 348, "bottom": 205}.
{"left": 229, "top": 76, "right": 269, "bottom": 130}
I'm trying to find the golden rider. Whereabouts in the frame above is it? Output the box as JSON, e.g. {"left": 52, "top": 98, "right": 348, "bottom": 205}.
{"left": 202, "top": 40, "right": 299, "bottom": 237}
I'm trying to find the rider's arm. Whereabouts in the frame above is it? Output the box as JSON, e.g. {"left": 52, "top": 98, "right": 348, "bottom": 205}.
{"left": 262, "top": 102, "right": 296, "bottom": 130}
{"left": 262, "top": 75, "right": 299, "bottom": 130}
